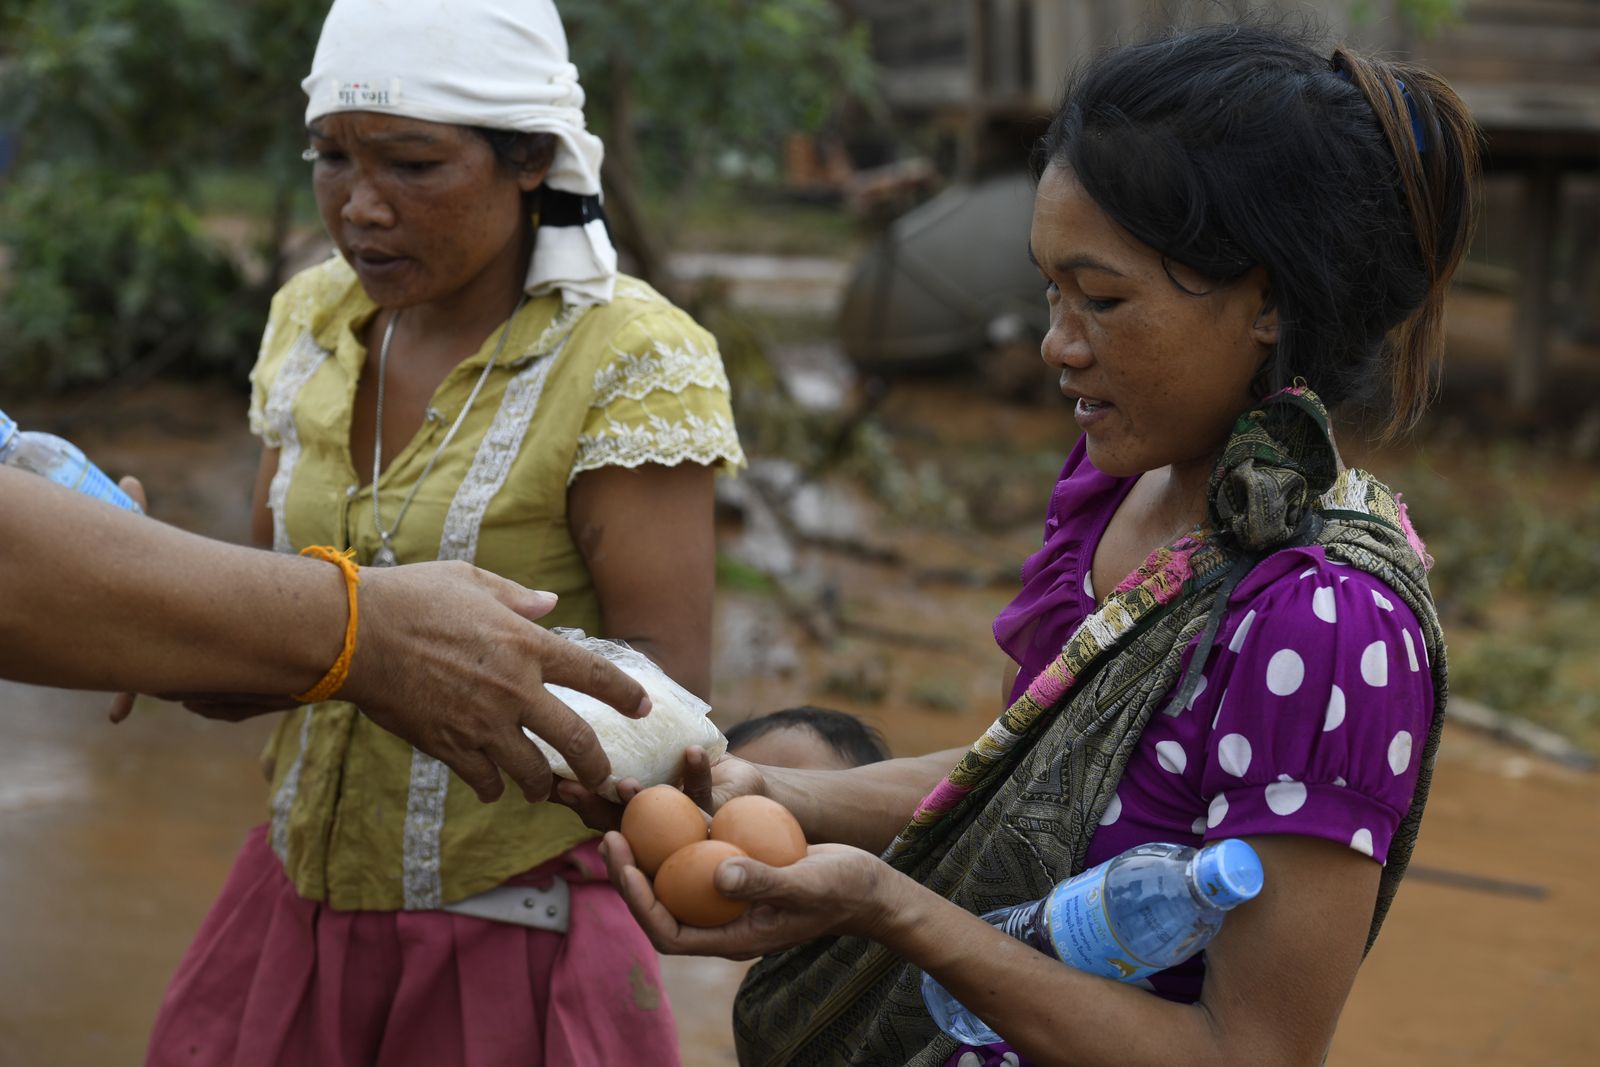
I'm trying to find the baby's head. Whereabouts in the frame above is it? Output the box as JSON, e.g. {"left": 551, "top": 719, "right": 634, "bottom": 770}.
{"left": 724, "top": 706, "right": 891, "bottom": 771}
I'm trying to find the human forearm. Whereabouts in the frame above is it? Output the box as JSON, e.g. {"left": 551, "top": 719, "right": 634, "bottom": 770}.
{"left": 872, "top": 876, "right": 1233, "bottom": 1067}
{"left": 0, "top": 469, "right": 342, "bottom": 695}
{"left": 762, "top": 747, "right": 964, "bottom": 852}
{"left": 572, "top": 462, "right": 715, "bottom": 699}
{"left": 864, "top": 836, "right": 1369, "bottom": 1066}
{"left": 614, "top": 633, "right": 709, "bottom": 700}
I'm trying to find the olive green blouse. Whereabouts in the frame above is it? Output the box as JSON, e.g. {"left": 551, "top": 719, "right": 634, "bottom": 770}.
{"left": 248, "top": 257, "right": 743, "bottom": 910}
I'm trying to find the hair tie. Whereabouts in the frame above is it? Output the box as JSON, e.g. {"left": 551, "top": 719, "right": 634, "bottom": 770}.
{"left": 1333, "top": 66, "right": 1427, "bottom": 153}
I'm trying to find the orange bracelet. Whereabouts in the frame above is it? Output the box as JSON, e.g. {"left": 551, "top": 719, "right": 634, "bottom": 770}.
{"left": 292, "top": 546, "right": 362, "bottom": 704}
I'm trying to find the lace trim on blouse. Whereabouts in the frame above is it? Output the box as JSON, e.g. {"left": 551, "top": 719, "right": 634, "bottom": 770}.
{"left": 590, "top": 337, "right": 732, "bottom": 407}
{"left": 570, "top": 409, "right": 744, "bottom": 484}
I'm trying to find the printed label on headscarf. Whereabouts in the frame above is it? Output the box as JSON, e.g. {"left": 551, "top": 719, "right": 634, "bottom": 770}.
{"left": 332, "top": 79, "right": 402, "bottom": 108}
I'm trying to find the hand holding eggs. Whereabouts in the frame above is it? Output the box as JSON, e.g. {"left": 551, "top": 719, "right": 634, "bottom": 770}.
{"left": 619, "top": 787, "right": 808, "bottom": 926}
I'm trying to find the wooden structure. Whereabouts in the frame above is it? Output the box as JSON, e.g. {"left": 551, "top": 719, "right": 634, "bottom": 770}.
{"left": 849, "top": 0, "right": 1600, "bottom": 411}
{"left": 1408, "top": 1, "right": 1600, "bottom": 411}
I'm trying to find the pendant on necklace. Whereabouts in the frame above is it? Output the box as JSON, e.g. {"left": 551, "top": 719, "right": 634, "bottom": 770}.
{"left": 373, "top": 543, "right": 399, "bottom": 567}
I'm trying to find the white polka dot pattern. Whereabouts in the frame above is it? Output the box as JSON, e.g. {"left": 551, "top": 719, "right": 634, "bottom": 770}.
{"left": 1388, "top": 731, "right": 1413, "bottom": 775}
{"left": 1207, "top": 792, "right": 1229, "bottom": 828}
{"left": 1156, "top": 741, "right": 1188, "bottom": 775}
{"left": 1218, "top": 733, "right": 1252, "bottom": 777}
{"left": 1323, "top": 684, "right": 1346, "bottom": 732}
{"left": 1266, "top": 775, "right": 1308, "bottom": 815}
{"left": 1312, "top": 585, "right": 1337, "bottom": 623}
{"left": 1266, "top": 648, "right": 1305, "bottom": 696}
{"left": 1361, "top": 641, "right": 1389, "bottom": 687}
{"left": 1227, "top": 609, "right": 1257, "bottom": 653}
{"left": 1050, "top": 543, "right": 1436, "bottom": 973}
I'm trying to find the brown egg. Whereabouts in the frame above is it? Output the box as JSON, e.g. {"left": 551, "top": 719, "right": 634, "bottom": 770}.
{"left": 709, "top": 795, "right": 808, "bottom": 868}
{"left": 653, "top": 839, "right": 750, "bottom": 927}
{"left": 620, "top": 784, "right": 708, "bottom": 877}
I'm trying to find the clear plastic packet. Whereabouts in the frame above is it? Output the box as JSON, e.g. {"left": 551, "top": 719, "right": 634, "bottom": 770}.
{"left": 527, "top": 629, "right": 726, "bottom": 802}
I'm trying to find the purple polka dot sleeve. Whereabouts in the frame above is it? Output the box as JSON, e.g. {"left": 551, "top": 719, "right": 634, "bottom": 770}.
{"left": 1194, "top": 551, "right": 1433, "bottom": 861}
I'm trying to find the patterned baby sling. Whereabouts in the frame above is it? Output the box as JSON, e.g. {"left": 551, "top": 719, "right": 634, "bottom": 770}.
{"left": 732, "top": 389, "right": 1449, "bottom": 1067}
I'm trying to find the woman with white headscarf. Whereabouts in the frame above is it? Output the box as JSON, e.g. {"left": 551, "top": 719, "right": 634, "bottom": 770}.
{"left": 145, "top": 2, "right": 741, "bottom": 1063}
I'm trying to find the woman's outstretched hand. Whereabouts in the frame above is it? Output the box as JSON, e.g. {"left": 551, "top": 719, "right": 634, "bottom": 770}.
{"left": 118, "top": 557, "right": 655, "bottom": 806}
{"left": 342, "top": 562, "right": 651, "bottom": 804}
{"left": 599, "top": 829, "right": 905, "bottom": 960}
{"left": 681, "top": 745, "right": 768, "bottom": 814}
{"left": 554, "top": 745, "right": 770, "bottom": 832}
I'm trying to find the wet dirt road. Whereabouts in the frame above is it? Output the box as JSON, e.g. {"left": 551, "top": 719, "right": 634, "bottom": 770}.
{"left": 2, "top": 380, "right": 1596, "bottom": 1065}
{"left": 3, "top": 684, "right": 1593, "bottom": 1066}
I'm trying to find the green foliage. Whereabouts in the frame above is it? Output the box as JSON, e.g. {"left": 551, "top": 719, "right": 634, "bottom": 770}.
{"left": 0, "top": 163, "right": 259, "bottom": 390}
{"left": 1353, "top": 0, "right": 1467, "bottom": 37}
{"left": 716, "top": 550, "right": 778, "bottom": 595}
{"left": 1, "top": 0, "right": 325, "bottom": 183}
{"left": 1401, "top": 448, "right": 1600, "bottom": 610}
{"left": 1397, "top": 0, "right": 1467, "bottom": 36}
{"left": 561, "top": 0, "right": 874, "bottom": 182}
{"left": 1383, "top": 443, "right": 1600, "bottom": 748}
{"left": 0, "top": 0, "right": 329, "bottom": 394}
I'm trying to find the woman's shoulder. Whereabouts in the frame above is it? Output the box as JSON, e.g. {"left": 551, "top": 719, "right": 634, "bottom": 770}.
{"left": 1219, "top": 546, "right": 1425, "bottom": 651}
{"left": 1186, "top": 545, "right": 1435, "bottom": 858}
{"left": 575, "top": 273, "right": 716, "bottom": 347}
{"left": 260, "top": 255, "right": 369, "bottom": 357}
{"left": 560, "top": 273, "right": 728, "bottom": 399}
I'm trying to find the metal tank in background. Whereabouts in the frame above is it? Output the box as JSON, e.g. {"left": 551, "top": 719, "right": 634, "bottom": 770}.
{"left": 836, "top": 171, "right": 1045, "bottom": 373}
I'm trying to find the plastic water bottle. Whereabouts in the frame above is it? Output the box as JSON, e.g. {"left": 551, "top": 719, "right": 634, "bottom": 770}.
{"left": 0, "top": 408, "right": 142, "bottom": 512}
{"left": 923, "top": 839, "right": 1264, "bottom": 1046}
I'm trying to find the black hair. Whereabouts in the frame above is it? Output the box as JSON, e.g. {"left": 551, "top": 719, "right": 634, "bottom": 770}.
{"left": 471, "top": 127, "right": 558, "bottom": 217}
{"left": 472, "top": 127, "right": 558, "bottom": 178}
{"left": 1038, "top": 23, "right": 1480, "bottom": 437}
{"left": 724, "top": 706, "right": 891, "bottom": 768}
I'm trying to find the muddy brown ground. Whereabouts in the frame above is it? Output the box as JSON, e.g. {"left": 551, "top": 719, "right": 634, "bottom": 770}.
{"left": 1, "top": 371, "right": 1595, "bottom": 1066}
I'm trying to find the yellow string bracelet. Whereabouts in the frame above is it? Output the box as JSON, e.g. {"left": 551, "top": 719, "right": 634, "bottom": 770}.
{"left": 292, "top": 546, "right": 362, "bottom": 704}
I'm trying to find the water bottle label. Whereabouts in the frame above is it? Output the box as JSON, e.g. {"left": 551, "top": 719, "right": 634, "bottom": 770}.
{"left": 1041, "top": 871, "right": 1157, "bottom": 983}
{"left": 43, "top": 454, "right": 139, "bottom": 511}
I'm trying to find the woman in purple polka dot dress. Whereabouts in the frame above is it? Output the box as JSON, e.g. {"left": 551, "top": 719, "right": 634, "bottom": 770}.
{"left": 993, "top": 463, "right": 1436, "bottom": 1010}
{"left": 590, "top": 24, "right": 1479, "bottom": 1067}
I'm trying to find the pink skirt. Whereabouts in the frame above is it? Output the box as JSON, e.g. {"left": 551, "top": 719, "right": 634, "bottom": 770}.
{"left": 146, "top": 825, "right": 681, "bottom": 1067}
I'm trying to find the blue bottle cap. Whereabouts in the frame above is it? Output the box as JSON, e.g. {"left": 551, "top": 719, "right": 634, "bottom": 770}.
{"left": 0, "top": 409, "right": 15, "bottom": 451}
{"left": 1194, "top": 839, "right": 1264, "bottom": 909}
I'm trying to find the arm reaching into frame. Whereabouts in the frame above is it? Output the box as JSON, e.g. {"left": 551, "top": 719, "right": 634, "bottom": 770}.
{"left": 0, "top": 467, "right": 652, "bottom": 803}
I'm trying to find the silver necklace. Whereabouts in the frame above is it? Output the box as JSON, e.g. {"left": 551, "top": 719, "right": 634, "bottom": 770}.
{"left": 369, "top": 294, "right": 528, "bottom": 566}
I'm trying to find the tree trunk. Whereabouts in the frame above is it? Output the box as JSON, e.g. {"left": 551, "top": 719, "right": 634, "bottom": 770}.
{"left": 265, "top": 177, "right": 295, "bottom": 296}
{"left": 604, "top": 48, "right": 680, "bottom": 303}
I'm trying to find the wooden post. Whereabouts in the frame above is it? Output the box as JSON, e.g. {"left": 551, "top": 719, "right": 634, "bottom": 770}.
{"left": 958, "top": 0, "right": 989, "bottom": 182}
{"left": 1512, "top": 163, "right": 1561, "bottom": 415}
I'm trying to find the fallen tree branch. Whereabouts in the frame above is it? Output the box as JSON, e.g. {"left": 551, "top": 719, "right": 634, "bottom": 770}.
{"left": 1447, "top": 696, "right": 1596, "bottom": 772}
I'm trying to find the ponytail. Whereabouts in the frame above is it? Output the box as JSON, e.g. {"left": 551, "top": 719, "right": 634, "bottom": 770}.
{"left": 1330, "top": 48, "right": 1482, "bottom": 438}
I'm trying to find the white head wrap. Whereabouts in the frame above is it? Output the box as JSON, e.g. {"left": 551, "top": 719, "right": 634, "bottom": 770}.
{"left": 303, "top": 0, "right": 616, "bottom": 306}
